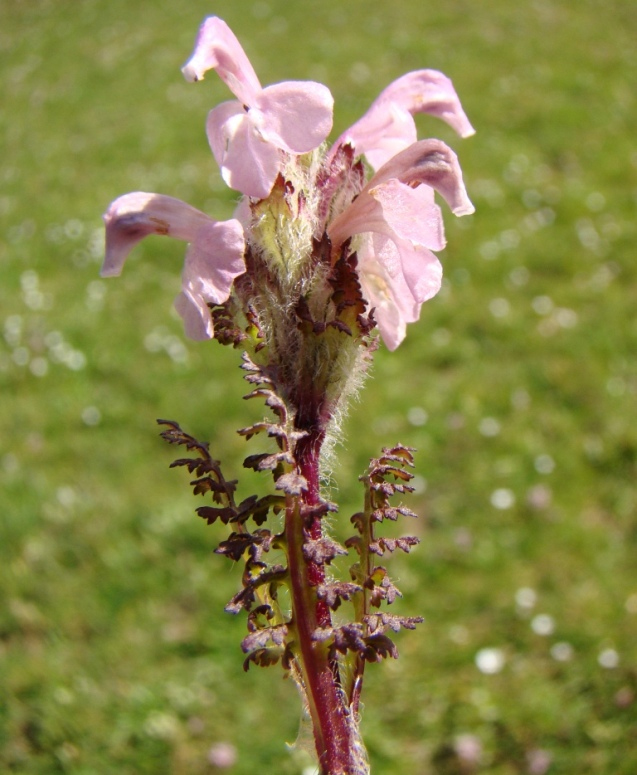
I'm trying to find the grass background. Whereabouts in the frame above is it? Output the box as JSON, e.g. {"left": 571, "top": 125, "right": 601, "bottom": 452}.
{"left": 1, "top": 0, "right": 636, "bottom": 772}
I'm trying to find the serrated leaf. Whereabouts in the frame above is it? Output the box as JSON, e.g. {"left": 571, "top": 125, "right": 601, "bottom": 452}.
{"left": 215, "top": 529, "right": 274, "bottom": 562}
{"left": 316, "top": 582, "right": 363, "bottom": 611}
{"left": 303, "top": 537, "right": 348, "bottom": 565}
{"left": 275, "top": 472, "right": 308, "bottom": 495}
{"left": 243, "top": 647, "right": 283, "bottom": 671}
{"left": 237, "top": 422, "right": 271, "bottom": 440}
{"left": 244, "top": 451, "right": 293, "bottom": 472}
{"left": 241, "top": 623, "right": 289, "bottom": 653}
{"left": 196, "top": 505, "right": 236, "bottom": 525}
{"left": 344, "top": 535, "right": 363, "bottom": 554}
{"left": 363, "top": 633, "right": 398, "bottom": 661}
{"left": 225, "top": 564, "right": 288, "bottom": 614}
{"left": 369, "top": 535, "right": 420, "bottom": 556}
{"left": 364, "top": 612, "right": 424, "bottom": 634}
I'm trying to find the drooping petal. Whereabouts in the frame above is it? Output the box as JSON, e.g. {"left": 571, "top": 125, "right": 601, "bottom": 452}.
{"left": 333, "top": 69, "right": 474, "bottom": 170}
{"left": 102, "top": 192, "right": 213, "bottom": 277}
{"left": 181, "top": 16, "right": 261, "bottom": 106}
{"left": 206, "top": 104, "right": 282, "bottom": 198}
{"left": 357, "top": 233, "right": 431, "bottom": 351}
{"left": 328, "top": 178, "right": 445, "bottom": 253}
{"left": 176, "top": 218, "right": 245, "bottom": 340}
{"left": 372, "top": 70, "right": 475, "bottom": 137}
{"left": 368, "top": 139, "right": 475, "bottom": 216}
{"left": 183, "top": 219, "right": 246, "bottom": 306}
{"left": 254, "top": 81, "right": 334, "bottom": 153}
{"left": 368, "top": 180, "right": 445, "bottom": 251}
{"left": 337, "top": 102, "right": 417, "bottom": 172}
{"left": 174, "top": 288, "right": 215, "bottom": 340}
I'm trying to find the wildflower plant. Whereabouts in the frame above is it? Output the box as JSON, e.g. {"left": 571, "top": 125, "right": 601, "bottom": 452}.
{"left": 103, "top": 15, "right": 474, "bottom": 775}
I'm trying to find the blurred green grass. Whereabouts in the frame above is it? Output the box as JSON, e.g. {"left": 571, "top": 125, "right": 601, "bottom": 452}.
{"left": 1, "top": 0, "right": 636, "bottom": 772}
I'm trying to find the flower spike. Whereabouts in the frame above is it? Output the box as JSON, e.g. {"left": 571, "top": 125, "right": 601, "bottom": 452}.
{"left": 104, "top": 14, "right": 475, "bottom": 773}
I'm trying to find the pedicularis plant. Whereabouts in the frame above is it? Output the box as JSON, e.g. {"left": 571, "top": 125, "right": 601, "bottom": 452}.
{"left": 103, "top": 16, "right": 474, "bottom": 774}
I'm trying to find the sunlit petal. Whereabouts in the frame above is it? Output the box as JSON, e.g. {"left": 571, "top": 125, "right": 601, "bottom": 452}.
{"left": 255, "top": 81, "right": 334, "bottom": 153}
{"left": 181, "top": 16, "right": 261, "bottom": 106}
{"left": 102, "top": 192, "right": 213, "bottom": 277}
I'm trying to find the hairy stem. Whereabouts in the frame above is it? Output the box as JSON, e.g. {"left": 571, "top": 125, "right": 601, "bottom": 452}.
{"left": 285, "top": 409, "right": 360, "bottom": 773}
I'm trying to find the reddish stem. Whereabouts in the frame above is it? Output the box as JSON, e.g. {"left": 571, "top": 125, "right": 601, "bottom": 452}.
{"left": 286, "top": 400, "right": 357, "bottom": 773}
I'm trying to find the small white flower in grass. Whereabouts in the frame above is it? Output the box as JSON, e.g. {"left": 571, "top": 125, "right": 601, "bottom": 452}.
{"left": 407, "top": 406, "right": 428, "bottom": 426}
{"left": 81, "top": 406, "right": 102, "bottom": 426}
{"left": 208, "top": 742, "right": 237, "bottom": 768}
{"left": 550, "top": 642, "right": 574, "bottom": 662}
{"left": 598, "top": 648, "right": 619, "bottom": 669}
{"left": 532, "top": 295, "right": 553, "bottom": 315}
{"left": 475, "top": 647, "right": 505, "bottom": 674}
{"left": 479, "top": 417, "right": 500, "bottom": 437}
{"left": 29, "top": 357, "right": 48, "bottom": 377}
{"left": 515, "top": 587, "right": 537, "bottom": 611}
{"left": 527, "top": 483, "right": 552, "bottom": 511}
{"left": 454, "top": 734, "right": 482, "bottom": 766}
{"left": 625, "top": 593, "right": 637, "bottom": 614}
{"left": 12, "top": 347, "right": 29, "bottom": 367}
{"left": 509, "top": 266, "right": 529, "bottom": 287}
{"left": 531, "top": 613, "right": 555, "bottom": 636}
{"left": 490, "top": 488, "right": 515, "bottom": 510}
{"left": 534, "top": 453, "right": 555, "bottom": 474}
{"left": 489, "top": 297, "right": 510, "bottom": 318}
{"left": 526, "top": 748, "right": 553, "bottom": 775}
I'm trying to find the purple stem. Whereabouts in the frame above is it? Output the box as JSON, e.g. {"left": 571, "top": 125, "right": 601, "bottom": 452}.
{"left": 285, "top": 396, "right": 356, "bottom": 773}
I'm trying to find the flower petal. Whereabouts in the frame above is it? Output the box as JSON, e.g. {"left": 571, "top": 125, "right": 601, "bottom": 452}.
{"left": 254, "top": 81, "right": 334, "bottom": 153}
{"left": 373, "top": 70, "right": 475, "bottom": 138}
{"left": 339, "top": 102, "right": 417, "bottom": 172}
{"left": 357, "top": 234, "right": 427, "bottom": 351}
{"left": 183, "top": 219, "right": 246, "bottom": 305}
{"left": 174, "top": 288, "right": 214, "bottom": 340}
{"left": 207, "top": 104, "right": 282, "bottom": 198}
{"left": 368, "top": 179, "right": 445, "bottom": 251}
{"left": 102, "top": 192, "right": 213, "bottom": 277}
{"left": 328, "top": 177, "right": 444, "bottom": 252}
{"left": 182, "top": 16, "right": 261, "bottom": 106}
{"left": 368, "top": 139, "right": 475, "bottom": 216}
{"left": 177, "top": 218, "right": 245, "bottom": 340}
{"left": 333, "top": 69, "right": 474, "bottom": 170}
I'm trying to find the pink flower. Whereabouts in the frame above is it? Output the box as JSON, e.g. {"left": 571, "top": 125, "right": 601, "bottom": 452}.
{"left": 182, "top": 17, "right": 334, "bottom": 199}
{"left": 102, "top": 192, "right": 245, "bottom": 340}
{"left": 333, "top": 69, "right": 475, "bottom": 170}
{"left": 327, "top": 139, "right": 474, "bottom": 349}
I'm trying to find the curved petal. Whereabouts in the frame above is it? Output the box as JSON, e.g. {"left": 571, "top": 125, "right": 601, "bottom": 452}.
{"left": 367, "top": 139, "right": 475, "bottom": 216}
{"left": 386, "top": 236, "right": 443, "bottom": 305}
{"left": 183, "top": 219, "right": 246, "bottom": 305}
{"left": 177, "top": 218, "right": 245, "bottom": 339}
{"left": 255, "top": 81, "right": 334, "bottom": 153}
{"left": 207, "top": 104, "right": 282, "bottom": 198}
{"left": 102, "top": 192, "right": 213, "bottom": 277}
{"left": 357, "top": 234, "right": 422, "bottom": 351}
{"left": 334, "top": 102, "right": 416, "bottom": 170}
{"left": 174, "top": 288, "right": 214, "bottom": 340}
{"left": 368, "top": 179, "right": 445, "bottom": 251}
{"left": 205, "top": 100, "right": 246, "bottom": 166}
{"left": 372, "top": 70, "right": 475, "bottom": 138}
{"left": 332, "top": 69, "right": 474, "bottom": 170}
{"left": 328, "top": 177, "right": 444, "bottom": 252}
{"left": 181, "top": 16, "right": 261, "bottom": 106}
